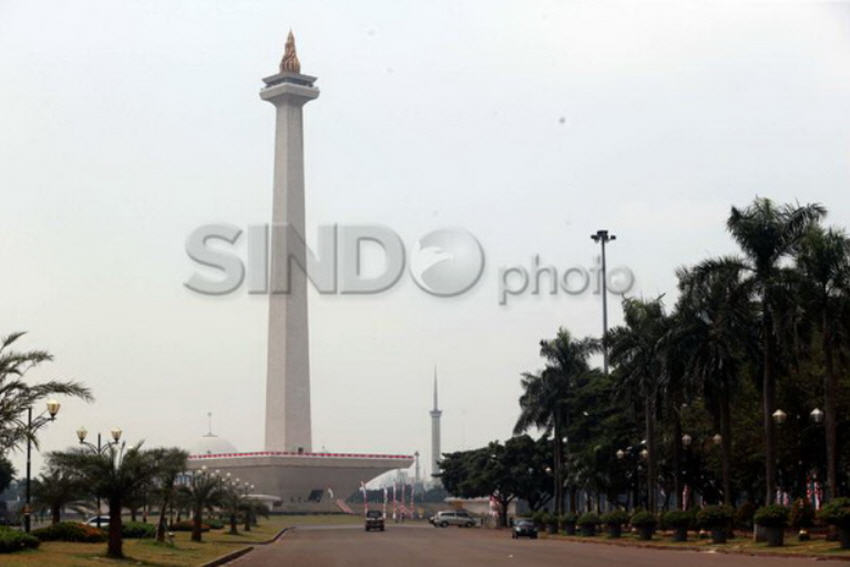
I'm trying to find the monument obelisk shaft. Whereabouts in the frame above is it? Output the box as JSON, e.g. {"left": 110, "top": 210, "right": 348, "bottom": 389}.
{"left": 261, "top": 32, "right": 319, "bottom": 453}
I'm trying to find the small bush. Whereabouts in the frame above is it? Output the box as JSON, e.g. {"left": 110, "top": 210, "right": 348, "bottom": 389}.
{"left": 577, "top": 512, "right": 600, "bottom": 527}
{"left": 206, "top": 518, "right": 225, "bottom": 530}
{"left": 630, "top": 510, "right": 657, "bottom": 528}
{"left": 601, "top": 510, "right": 630, "bottom": 526}
{"left": 697, "top": 505, "right": 734, "bottom": 528}
{"left": 663, "top": 510, "right": 695, "bottom": 529}
{"left": 754, "top": 505, "right": 790, "bottom": 528}
{"left": 561, "top": 512, "right": 577, "bottom": 524}
{"left": 790, "top": 498, "right": 814, "bottom": 529}
{"left": 0, "top": 527, "right": 40, "bottom": 553}
{"left": 819, "top": 498, "right": 850, "bottom": 529}
{"left": 121, "top": 521, "right": 156, "bottom": 539}
{"left": 32, "top": 522, "right": 106, "bottom": 543}
{"left": 170, "top": 520, "right": 210, "bottom": 532}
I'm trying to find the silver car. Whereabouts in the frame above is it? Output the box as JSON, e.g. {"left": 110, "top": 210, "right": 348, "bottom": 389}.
{"left": 430, "top": 510, "right": 476, "bottom": 528}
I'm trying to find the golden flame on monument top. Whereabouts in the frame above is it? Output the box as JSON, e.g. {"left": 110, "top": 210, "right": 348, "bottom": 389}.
{"left": 280, "top": 30, "right": 301, "bottom": 74}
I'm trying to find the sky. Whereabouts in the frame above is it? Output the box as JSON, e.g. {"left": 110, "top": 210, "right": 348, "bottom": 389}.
{"left": 2, "top": 1, "right": 850, "bottom": 479}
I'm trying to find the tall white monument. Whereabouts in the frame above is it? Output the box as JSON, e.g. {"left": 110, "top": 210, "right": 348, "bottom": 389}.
{"left": 186, "top": 32, "right": 412, "bottom": 513}
{"left": 430, "top": 368, "right": 442, "bottom": 479}
{"left": 261, "top": 31, "right": 317, "bottom": 453}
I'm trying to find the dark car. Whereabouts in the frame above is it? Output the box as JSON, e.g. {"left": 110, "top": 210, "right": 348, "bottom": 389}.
{"left": 512, "top": 519, "right": 538, "bottom": 539}
{"left": 365, "top": 510, "right": 385, "bottom": 532}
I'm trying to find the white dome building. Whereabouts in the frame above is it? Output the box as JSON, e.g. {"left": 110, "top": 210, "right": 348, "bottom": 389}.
{"left": 192, "top": 432, "right": 238, "bottom": 456}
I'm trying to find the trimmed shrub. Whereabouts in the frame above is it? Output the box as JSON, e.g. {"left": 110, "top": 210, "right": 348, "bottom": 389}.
{"left": 697, "top": 505, "right": 734, "bottom": 529}
{"left": 577, "top": 512, "right": 600, "bottom": 527}
{"left": 122, "top": 521, "right": 156, "bottom": 539}
{"left": 32, "top": 522, "right": 106, "bottom": 543}
{"left": 630, "top": 510, "right": 657, "bottom": 528}
{"left": 754, "top": 505, "right": 790, "bottom": 528}
{"left": 790, "top": 498, "right": 814, "bottom": 529}
{"left": 170, "top": 520, "right": 210, "bottom": 532}
{"left": 819, "top": 498, "right": 850, "bottom": 529}
{"left": 0, "top": 527, "right": 40, "bottom": 553}
{"left": 818, "top": 498, "right": 850, "bottom": 549}
{"left": 206, "top": 518, "right": 225, "bottom": 530}
{"left": 577, "top": 512, "right": 600, "bottom": 536}
{"left": 601, "top": 510, "right": 630, "bottom": 526}
{"left": 630, "top": 510, "right": 656, "bottom": 540}
{"left": 663, "top": 510, "right": 695, "bottom": 529}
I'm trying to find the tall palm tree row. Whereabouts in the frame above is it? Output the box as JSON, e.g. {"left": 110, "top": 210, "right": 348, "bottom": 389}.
{"left": 509, "top": 197, "right": 849, "bottom": 513}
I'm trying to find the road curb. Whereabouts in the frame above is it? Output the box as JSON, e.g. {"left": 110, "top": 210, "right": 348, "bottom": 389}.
{"left": 545, "top": 534, "right": 850, "bottom": 561}
{"left": 202, "top": 527, "right": 291, "bottom": 566}
{"left": 200, "top": 546, "right": 255, "bottom": 567}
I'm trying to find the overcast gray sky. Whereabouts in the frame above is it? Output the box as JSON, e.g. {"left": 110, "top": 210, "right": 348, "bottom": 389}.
{"left": 2, "top": 1, "right": 850, "bottom": 478}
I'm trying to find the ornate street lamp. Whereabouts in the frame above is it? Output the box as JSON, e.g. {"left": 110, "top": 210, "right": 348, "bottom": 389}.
{"left": 810, "top": 408, "right": 824, "bottom": 424}
{"left": 24, "top": 400, "right": 62, "bottom": 533}
{"left": 681, "top": 434, "right": 692, "bottom": 447}
{"left": 712, "top": 434, "right": 723, "bottom": 446}
{"left": 616, "top": 449, "right": 625, "bottom": 460}
{"left": 76, "top": 425, "right": 125, "bottom": 529}
{"left": 639, "top": 448, "right": 649, "bottom": 460}
{"left": 772, "top": 409, "right": 788, "bottom": 425}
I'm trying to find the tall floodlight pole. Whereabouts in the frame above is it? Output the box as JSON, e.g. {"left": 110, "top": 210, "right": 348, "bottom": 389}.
{"left": 591, "top": 229, "right": 616, "bottom": 375}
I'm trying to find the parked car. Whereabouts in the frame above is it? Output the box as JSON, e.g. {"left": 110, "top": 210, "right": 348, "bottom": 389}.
{"left": 512, "top": 519, "right": 538, "bottom": 539}
{"left": 429, "top": 510, "right": 476, "bottom": 528}
{"left": 364, "top": 510, "right": 385, "bottom": 532}
{"left": 83, "top": 515, "right": 110, "bottom": 528}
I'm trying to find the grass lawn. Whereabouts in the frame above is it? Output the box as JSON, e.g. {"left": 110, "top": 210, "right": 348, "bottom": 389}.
{"left": 0, "top": 516, "right": 293, "bottom": 567}
{"left": 545, "top": 531, "right": 850, "bottom": 558}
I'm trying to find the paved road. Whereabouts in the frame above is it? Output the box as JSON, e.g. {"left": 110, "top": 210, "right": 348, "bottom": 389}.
{"left": 233, "top": 524, "right": 848, "bottom": 567}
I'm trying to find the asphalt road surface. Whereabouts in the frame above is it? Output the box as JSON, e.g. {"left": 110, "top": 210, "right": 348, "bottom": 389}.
{"left": 233, "top": 524, "right": 849, "bottom": 567}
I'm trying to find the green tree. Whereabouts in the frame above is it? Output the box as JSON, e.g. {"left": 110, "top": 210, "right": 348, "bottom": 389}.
{"left": 796, "top": 226, "right": 850, "bottom": 499}
{"left": 514, "top": 328, "right": 596, "bottom": 516}
{"left": 726, "top": 197, "right": 825, "bottom": 503}
{"left": 676, "top": 258, "right": 757, "bottom": 505}
{"left": 221, "top": 485, "right": 245, "bottom": 535}
{"left": 440, "top": 436, "right": 545, "bottom": 527}
{"left": 608, "top": 297, "right": 671, "bottom": 512}
{"left": 0, "top": 456, "right": 14, "bottom": 494}
{"left": 178, "top": 469, "right": 223, "bottom": 542}
{"left": 148, "top": 448, "right": 188, "bottom": 542}
{"left": 31, "top": 466, "right": 85, "bottom": 524}
{"left": 0, "top": 332, "right": 92, "bottom": 451}
{"left": 49, "top": 443, "right": 162, "bottom": 558}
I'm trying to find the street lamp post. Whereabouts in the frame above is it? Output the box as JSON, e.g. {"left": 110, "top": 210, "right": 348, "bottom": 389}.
{"left": 76, "top": 426, "right": 123, "bottom": 529}
{"left": 24, "top": 399, "right": 61, "bottom": 533}
{"left": 590, "top": 229, "right": 616, "bottom": 375}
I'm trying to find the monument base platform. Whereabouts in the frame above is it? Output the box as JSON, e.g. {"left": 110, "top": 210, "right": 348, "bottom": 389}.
{"left": 187, "top": 451, "right": 413, "bottom": 512}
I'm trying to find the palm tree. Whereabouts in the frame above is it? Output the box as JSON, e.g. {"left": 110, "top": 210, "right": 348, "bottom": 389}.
{"left": 514, "top": 328, "right": 597, "bottom": 516}
{"left": 796, "top": 226, "right": 850, "bottom": 500}
{"left": 148, "top": 448, "right": 188, "bottom": 542}
{"left": 49, "top": 443, "right": 161, "bottom": 558}
{"left": 608, "top": 297, "right": 670, "bottom": 512}
{"left": 0, "top": 332, "right": 92, "bottom": 450}
{"left": 726, "top": 197, "right": 825, "bottom": 503}
{"left": 179, "top": 469, "right": 223, "bottom": 542}
{"left": 220, "top": 485, "right": 245, "bottom": 535}
{"left": 31, "top": 466, "right": 86, "bottom": 524}
{"left": 675, "top": 258, "right": 758, "bottom": 505}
